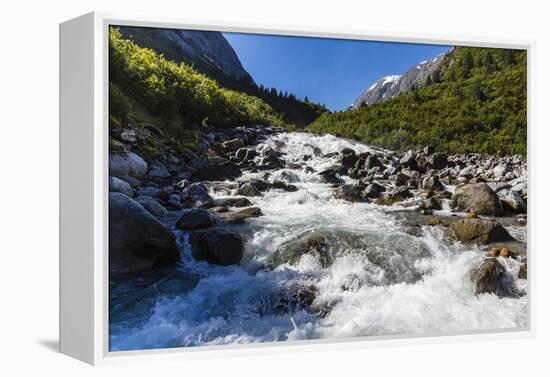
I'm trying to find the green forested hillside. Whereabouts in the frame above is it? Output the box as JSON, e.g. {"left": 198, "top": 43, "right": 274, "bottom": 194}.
{"left": 307, "top": 47, "right": 527, "bottom": 155}
{"left": 109, "top": 27, "right": 285, "bottom": 140}
{"left": 117, "top": 26, "right": 326, "bottom": 128}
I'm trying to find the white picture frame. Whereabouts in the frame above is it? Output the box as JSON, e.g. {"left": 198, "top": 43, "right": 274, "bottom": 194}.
{"left": 59, "top": 11, "right": 535, "bottom": 365}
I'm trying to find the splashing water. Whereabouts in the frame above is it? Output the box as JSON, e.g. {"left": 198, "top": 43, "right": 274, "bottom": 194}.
{"left": 109, "top": 132, "right": 528, "bottom": 351}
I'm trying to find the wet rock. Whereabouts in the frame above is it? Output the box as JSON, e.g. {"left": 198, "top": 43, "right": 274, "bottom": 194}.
{"left": 238, "top": 182, "right": 261, "bottom": 197}
{"left": 217, "top": 207, "right": 263, "bottom": 224}
{"left": 378, "top": 186, "right": 413, "bottom": 205}
{"left": 341, "top": 148, "right": 358, "bottom": 169}
{"left": 498, "top": 188, "right": 527, "bottom": 214}
{"left": 419, "top": 197, "right": 442, "bottom": 211}
{"left": 423, "top": 145, "right": 435, "bottom": 155}
{"left": 109, "top": 152, "right": 148, "bottom": 180}
{"left": 362, "top": 182, "right": 386, "bottom": 198}
{"left": 449, "top": 219, "right": 514, "bottom": 244}
{"left": 180, "top": 182, "right": 215, "bottom": 208}
{"left": 214, "top": 196, "right": 252, "bottom": 208}
{"left": 318, "top": 168, "right": 344, "bottom": 184}
{"left": 248, "top": 178, "right": 270, "bottom": 192}
{"left": 189, "top": 229, "right": 244, "bottom": 265}
{"left": 273, "top": 284, "right": 318, "bottom": 314}
{"left": 269, "top": 233, "right": 332, "bottom": 268}
{"left": 109, "top": 176, "right": 134, "bottom": 197}
{"left": 488, "top": 246, "right": 516, "bottom": 259}
{"left": 470, "top": 258, "right": 519, "bottom": 297}
{"left": 334, "top": 184, "right": 366, "bottom": 203}
{"left": 259, "top": 154, "right": 284, "bottom": 169}
{"left": 364, "top": 155, "right": 383, "bottom": 170}
{"left": 422, "top": 175, "right": 445, "bottom": 192}
{"left": 451, "top": 183, "right": 504, "bottom": 216}
{"left": 272, "top": 180, "right": 298, "bottom": 192}
{"left": 390, "top": 172, "right": 410, "bottom": 186}
{"left": 109, "top": 193, "right": 179, "bottom": 276}
{"left": 134, "top": 196, "right": 168, "bottom": 217}
{"left": 176, "top": 209, "right": 216, "bottom": 230}
{"left": 235, "top": 147, "right": 257, "bottom": 161}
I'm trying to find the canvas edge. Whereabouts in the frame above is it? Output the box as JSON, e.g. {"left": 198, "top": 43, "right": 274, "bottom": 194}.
{"left": 59, "top": 10, "right": 536, "bottom": 366}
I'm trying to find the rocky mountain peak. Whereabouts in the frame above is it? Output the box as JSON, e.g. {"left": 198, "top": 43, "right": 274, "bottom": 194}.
{"left": 351, "top": 51, "right": 449, "bottom": 109}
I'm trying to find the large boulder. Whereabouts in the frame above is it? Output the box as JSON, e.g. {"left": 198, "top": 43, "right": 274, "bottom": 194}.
{"left": 148, "top": 161, "right": 170, "bottom": 178}
{"left": 451, "top": 183, "right": 504, "bottom": 216}
{"left": 109, "top": 193, "right": 179, "bottom": 277}
{"left": 134, "top": 196, "right": 168, "bottom": 217}
{"left": 180, "top": 182, "right": 215, "bottom": 208}
{"left": 378, "top": 186, "right": 413, "bottom": 205}
{"left": 497, "top": 188, "right": 527, "bottom": 213}
{"left": 109, "top": 176, "right": 134, "bottom": 197}
{"left": 197, "top": 158, "right": 242, "bottom": 181}
{"left": 341, "top": 149, "right": 358, "bottom": 169}
{"left": 109, "top": 152, "right": 148, "bottom": 180}
{"left": 176, "top": 209, "right": 216, "bottom": 230}
{"left": 449, "top": 219, "right": 514, "bottom": 244}
{"left": 470, "top": 258, "right": 519, "bottom": 297}
{"left": 269, "top": 233, "right": 332, "bottom": 268}
{"left": 189, "top": 229, "right": 244, "bottom": 265}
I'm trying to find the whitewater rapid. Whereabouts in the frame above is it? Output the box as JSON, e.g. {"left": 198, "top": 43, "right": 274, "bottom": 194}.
{"left": 109, "top": 132, "right": 528, "bottom": 351}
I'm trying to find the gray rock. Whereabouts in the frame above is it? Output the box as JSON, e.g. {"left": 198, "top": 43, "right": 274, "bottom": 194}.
{"left": 214, "top": 196, "right": 253, "bottom": 208}
{"left": 109, "top": 176, "right": 134, "bottom": 197}
{"left": 148, "top": 161, "right": 170, "bottom": 178}
{"left": 451, "top": 183, "right": 503, "bottom": 216}
{"left": 109, "top": 193, "right": 179, "bottom": 276}
{"left": 134, "top": 196, "right": 168, "bottom": 217}
{"left": 238, "top": 182, "right": 261, "bottom": 197}
{"left": 176, "top": 209, "right": 216, "bottom": 230}
{"left": 180, "top": 182, "right": 215, "bottom": 208}
{"left": 498, "top": 189, "right": 527, "bottom": 213}
{"left": 109, "top": 152, "right": 148, "bottom": 179}
{"left": 470, "top": 258, "right": 519, "bottom": 297}
{"left": 137, "top": 186, "right": 162, "bottom": 198}
{"left": 493, "top": 164, "right": 508, "bottom": 178}
{"left": 422, "top": 175, "right": 445, "bottom": 191}
{"left": 189, "top": 229, "right": 244, "bottom": 265}
{"left": 334, "top": 184, "right": 366, "bottom": 203}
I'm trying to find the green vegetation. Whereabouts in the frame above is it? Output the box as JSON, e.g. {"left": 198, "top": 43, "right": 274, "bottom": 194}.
{"left": 109, "top": 27, "right": 286, "bottom": 140}
{"left": 117, "top": 26, "right": 326, "bottom": 128}
{"left": 308, "top": 47, "right": 527, "bottom": 155}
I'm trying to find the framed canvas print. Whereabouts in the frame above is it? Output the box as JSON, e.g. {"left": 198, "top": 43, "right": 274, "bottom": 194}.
{"left": 60, "top": 12, "right": 532, "bottom": 365}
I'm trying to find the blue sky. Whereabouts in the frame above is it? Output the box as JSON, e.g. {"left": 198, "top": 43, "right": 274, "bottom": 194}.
{"left": 224, "top": 32, "right": 450, "bottom": 111}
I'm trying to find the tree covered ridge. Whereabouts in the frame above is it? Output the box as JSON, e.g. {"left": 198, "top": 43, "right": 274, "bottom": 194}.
{"left": 308, "top": 46, "right": 527, "bottom": 156}
{"left": 109, "top": 27, "right": 287, "bottom": 141}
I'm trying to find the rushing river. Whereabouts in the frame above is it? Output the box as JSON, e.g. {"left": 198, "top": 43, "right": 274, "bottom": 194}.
{"left": 109, "top": 132, "right": 528, "bottom": 351}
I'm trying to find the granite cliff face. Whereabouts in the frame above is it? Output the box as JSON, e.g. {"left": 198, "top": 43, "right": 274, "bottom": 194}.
{"left": 118, "top": 26, "right": 254, "bottom": 87}
{"left": 351, "top": 51, "right": 449, "bottom": 108}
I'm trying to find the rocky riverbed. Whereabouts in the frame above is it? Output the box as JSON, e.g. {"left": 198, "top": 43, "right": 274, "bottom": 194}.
{"left": 108, "top": 124, "right": 528, "bottom": 351}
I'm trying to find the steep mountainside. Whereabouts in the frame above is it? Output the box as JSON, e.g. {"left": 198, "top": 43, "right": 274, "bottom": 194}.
{"left": 117, "top": 26, "right": 326, "bottom": 128}
{"left": 309, "top": 46, "right": 527, "bottom": 155}
{"left": 352, "top": 52, "right": 448, "bottom": 108}
{"left": 118, "top": 26, "right": 255, "bottom": 88}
